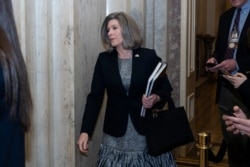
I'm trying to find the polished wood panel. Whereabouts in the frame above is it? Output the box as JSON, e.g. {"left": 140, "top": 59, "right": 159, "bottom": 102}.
{"left": 176, "top": 75, "right": 228, "bottom": 166}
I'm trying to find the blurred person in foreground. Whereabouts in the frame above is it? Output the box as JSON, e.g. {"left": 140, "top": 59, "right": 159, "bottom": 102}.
{"left": 223, "top": 73, "right": 250, "bottom": 137}
{"left": 223, "top": 105, "right": 250, "bottom": 138}
{"left": 0, "top": 0, "right": 32, "bottom": 167}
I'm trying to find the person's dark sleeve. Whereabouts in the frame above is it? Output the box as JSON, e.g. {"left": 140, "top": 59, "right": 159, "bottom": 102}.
{"left": 238, "top": 79, "right": 250, "bottom": 105}
{"left": 80, "top": 55, "right": 105, "bottom": 137}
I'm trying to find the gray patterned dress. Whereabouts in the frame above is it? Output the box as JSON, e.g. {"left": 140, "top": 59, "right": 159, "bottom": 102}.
{"left": 97, "top": 58, "right": 176, "bottom": 167}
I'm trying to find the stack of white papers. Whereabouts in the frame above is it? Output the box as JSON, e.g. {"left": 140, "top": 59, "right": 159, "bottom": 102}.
{"left": 140, "top": 61, "right": 168, "bottom": 117}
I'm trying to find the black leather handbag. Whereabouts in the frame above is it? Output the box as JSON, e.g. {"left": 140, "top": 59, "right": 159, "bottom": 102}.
{"left": 144, "top": 96, "right": 195, "bottom": 156}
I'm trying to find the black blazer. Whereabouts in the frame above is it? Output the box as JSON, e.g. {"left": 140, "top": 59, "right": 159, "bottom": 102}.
{"left": 80, "top": 47, "right": 173, "bottom": 137}
{"left": 213, "top": 7, "right": 250, "bottom": 101}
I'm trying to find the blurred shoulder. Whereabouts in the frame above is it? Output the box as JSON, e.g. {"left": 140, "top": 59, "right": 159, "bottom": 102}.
{"left": 97, "top": 50, "right": 117, "bottom": 59}
{"left": 220, "top": 7, "right": 235, "bottom": 18}
{"left": 135, "top": 47, "right": 156, "bottom": 53}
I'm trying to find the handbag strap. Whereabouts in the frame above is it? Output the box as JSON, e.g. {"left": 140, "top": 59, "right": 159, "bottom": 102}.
{"left": 151, "top": 95, "right": 176, "bottom": 113}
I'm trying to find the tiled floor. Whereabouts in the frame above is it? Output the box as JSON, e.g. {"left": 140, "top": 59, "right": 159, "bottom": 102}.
{"left": 176, "top": 75, "right": 228, "bottom": 166}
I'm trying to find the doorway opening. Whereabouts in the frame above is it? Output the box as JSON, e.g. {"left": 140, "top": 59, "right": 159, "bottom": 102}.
{"left": 176, "top": 1, "right": 230, "bottom": 166}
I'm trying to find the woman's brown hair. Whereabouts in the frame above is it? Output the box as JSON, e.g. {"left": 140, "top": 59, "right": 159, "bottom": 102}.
{"left": 0, "top": 0, "right": 32, "bottom": 132}
{"left": 101, "top": 12, "right": 143, "bottom": 50}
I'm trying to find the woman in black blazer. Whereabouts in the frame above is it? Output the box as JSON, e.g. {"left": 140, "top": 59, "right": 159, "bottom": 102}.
{"left": 77, "top": 12, "right": 176, "bottom": 167}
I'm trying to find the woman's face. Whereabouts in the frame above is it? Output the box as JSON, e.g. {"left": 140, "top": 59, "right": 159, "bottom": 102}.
{"left": 107, "top": 19, "right": 123, "bottom": 48}
{"left": 230, "top": 0, "right": 247, "bottom": 8}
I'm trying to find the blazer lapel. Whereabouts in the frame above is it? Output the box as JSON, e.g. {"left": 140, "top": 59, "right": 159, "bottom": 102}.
{"left": 108, "top": 51, "right": 128, "bottom": 95}
{"left": 129, "top": 49, "right": 143, "bottom": 96}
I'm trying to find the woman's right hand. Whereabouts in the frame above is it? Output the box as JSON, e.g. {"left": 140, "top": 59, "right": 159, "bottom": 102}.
{"left": 142, "top": 94, "right": 160, "bottom": 109}
{"left": 77, "top": 132, "right": 89, "bottom": 154}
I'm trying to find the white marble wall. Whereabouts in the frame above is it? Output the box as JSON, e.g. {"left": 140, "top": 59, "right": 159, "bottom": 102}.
{"left": 12, "top": 0, "right": 106, "bottom": 166}
{"left": 12, "top": 0, "right": 182, "bottom": 166}
{"left": 74, "top": 0, "right": 106, "bottom": 166}
{"left": 13, "top": 0, "right": 77, "bottom": 166}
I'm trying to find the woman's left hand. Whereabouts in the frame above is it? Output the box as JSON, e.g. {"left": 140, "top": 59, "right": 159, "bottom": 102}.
{"left": 142, "top": 94, "right": 160, "bottom": 109}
